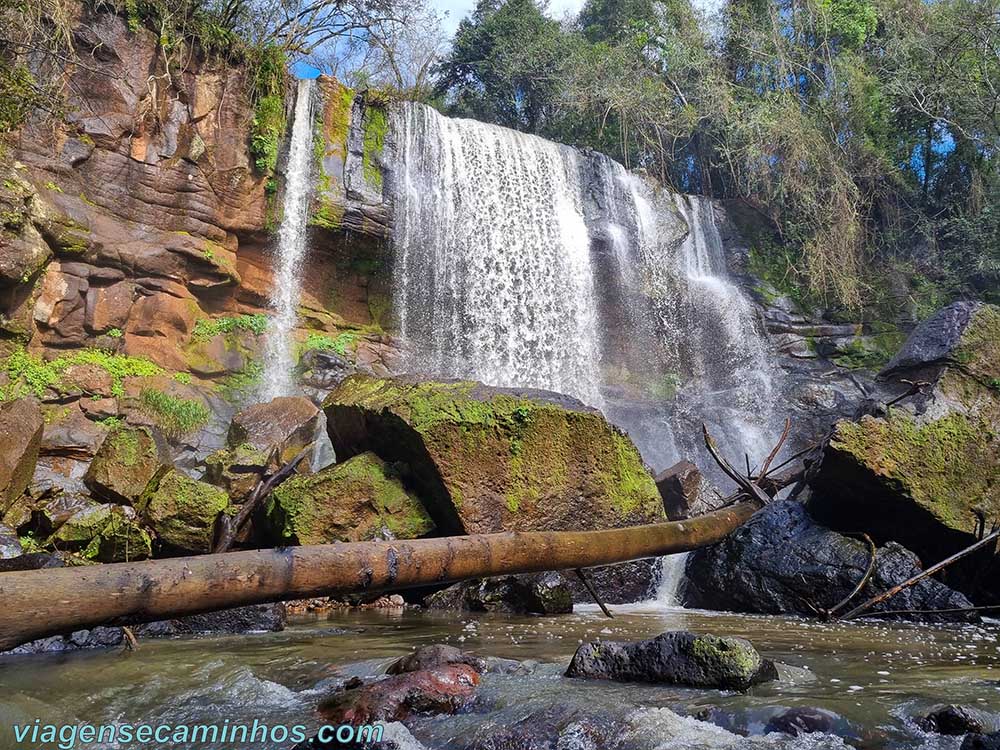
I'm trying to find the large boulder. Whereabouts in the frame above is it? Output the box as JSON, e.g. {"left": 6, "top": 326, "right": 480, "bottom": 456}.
{"left": 809, "top": 302, "right": 1000, "bottom": 602}
{"left": 83, "top": 426, "right": 172, "bottom": 504}
{"left": 227, "top": 396, "right": 320, "bottom": 464}
{"left": 424, "top": 572, "right": 573, "bottom": 615}
{"left": 565, "top": 630, "right": 777, "bottom": 691}
{"left": 323, "top": 375, "right": 664, "bottom": 534}
{"left": 684, "top": 500, "right": 974, "bottom": 621}
{"left": 266, "top": 452, "right": 433, "bottom": 544}
{"left": 139, "top": 469, "right": 231, "bottom": 553}
{"left": 0, "top": 398, "right": 44, "bottom": 514}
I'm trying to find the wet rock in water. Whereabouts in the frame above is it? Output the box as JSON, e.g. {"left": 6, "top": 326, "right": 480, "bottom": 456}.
{"left": 7, "top": 626, "right": 126, "bottom": 654}
{"left": 0, "top": 398, "right": 44, "bottom": 514}
{"left": 323, "top": 375, "right": 664, "bottom": 535}
{"left": 808, "top": 302, "right": 1000, "bottom": 602}
{"left": 292, "top": 721, "right": 422, "bottom": 750}
{"left": 83, "top": 426, "right": 172, "bottom": 504}
{"left": 560, "top": 558, "right": 659, "bottom": 605}
{"left": 764, "top": 707, "right": 842, "bottom": 736}
{"left": 0, "top": 523, "right": 22, "bottom": 558}
{"left": 318, "top": 665, "right": 480, "bottom": 724}
{"left": 466, "top": 703, "right": 627, "bottom": 750}
{"left": 134, "top": 603, "right": 287, "bottom": 636}
{"left": 267, "top": 452, "right": 433, "bottom": 545}
{"left": 50, "top": 503, "right": 152, "bottom": 562}
{"left": 385, "top": 644, "right": 487, "bottom": 675}
{"left": 565, "top": 630, "right": 777, "bottom": 691}
{"left": 917, "top": 705, "right": 984, "bottom": 735}
{"left": 964, "top": 734, "right": 1000, "bottom": 750}
{"left": 424, "top": 572, "right": 573, "bottom": 615}
{"left": 138, "top": 468, "right": 231, "bottom": 553}
{"left": 684, "top": 500, "right": 975, "bottom": 622}
{"left": 227, "top": 396, "right": 320, "bottom": 464}
{"left": 655, "top": 460, "right": 725, "bottom": 520}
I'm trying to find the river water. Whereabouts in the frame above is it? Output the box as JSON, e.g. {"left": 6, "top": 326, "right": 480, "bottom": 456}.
{"left": 2, "top": 605, "right": 997, "bottom": 750}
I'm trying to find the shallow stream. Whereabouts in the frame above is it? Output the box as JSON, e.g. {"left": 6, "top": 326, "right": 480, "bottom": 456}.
{"left": 2, "top": 604, "right": 998, "bottom": 749}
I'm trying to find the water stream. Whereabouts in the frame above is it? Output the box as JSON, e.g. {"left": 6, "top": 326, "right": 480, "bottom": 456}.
{"left": 262, "top": 79, "right": 315, "bottom": 401}
{"left": 2, "top": 609, "right": 997, "bottom": 749}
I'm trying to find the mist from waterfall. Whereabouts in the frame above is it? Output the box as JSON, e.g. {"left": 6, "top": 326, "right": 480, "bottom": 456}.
{"left": 262, "top": 78, "right": 314, "bottom": 401}
{"left": 391, "top": 101, "right": 779, "bottom": 478}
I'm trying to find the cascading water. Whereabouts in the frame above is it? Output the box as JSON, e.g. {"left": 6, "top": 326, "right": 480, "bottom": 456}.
{"left": 392, "top": 103, "right": 605, "bottom": 408}
{"left": 262, "top": 78, "right": 314, "bottom": 401}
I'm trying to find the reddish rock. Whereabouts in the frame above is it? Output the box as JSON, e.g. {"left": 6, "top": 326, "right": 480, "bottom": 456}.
{"left": 0, "top": 398, "right": 44, "bottom": 514}
{"left": 318, "top": 665, "right": 480, "bottom": 724}
{"left": 85, "top": 281, "right": 134, "bottom": 333}
{"left": 228, "top": 397, "right": 320, "bottom": 464}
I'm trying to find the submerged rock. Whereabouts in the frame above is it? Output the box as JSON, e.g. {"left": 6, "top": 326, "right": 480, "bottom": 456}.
{"left": 917, "top": 705, "right": 984, "bottom": 735}
{"left": 684, "top": 500, "right": 974, "bottom": 621}
{"left": 267, "top": 452, "right": 433, "bottom": 544}
{"left": 964, "top": 734, "right": 1000, "bottom": 750}
{"left": 385, "top": 644, "right": 487, "bottom": 675}
{"left": 565, "top": 630, "right": 777, "bottom": 691}
{"left": 138, "top": 469, "right": 231, "bottom": 553}
{"left": 466, "top": 703, "right": 627, "bottom": 750}
{"left": 318, "top": 665, "right": 480, "bottom": 724}
{"left": 0, "top": 398, "right": 43, "bottom": 514}
{"left": 764, "top": 707, "right": 844, "bottom": 737}
{"left": 83, "top": 426, "right": 171, "bottom": 504}
{"left": 323, "top": 375, "right": 664, "bottom": 534}
{"left": 424, "top": 572, "right": 573, "bottom": 615}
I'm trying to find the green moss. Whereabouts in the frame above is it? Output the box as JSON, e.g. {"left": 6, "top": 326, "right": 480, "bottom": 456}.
{"left": 952, "top": 305, "right": 1000, "bottom": 387}
{"left": 43, "top": 181, "right": 62, "bottom": 193}
{"left": 690, "top": 635, "right": 760, "bottom": 677}
{"left": 248, "top": 46, "right": 287, "bottom": 176}
{"left": 140, "top": 470, "right": 231, "bottom": 552}
{"left": 109, "top": 427, "right": 142, "bottom": 468}
{"left": 3, "top": 346, "right": 161, "bottom": 398}
{"left": 361, "top": 106, "right": 387, "bottom": 190}
{"left": 192, "top": 313, "right": 269, "bottom": 340}
{"left": 217, "top": 361, "right": 263, "bottom": 402}
{"left": 308, "top": 198, "right": 344, "bottom": 230}
{"left": 831, "top": 329, "right": 906, "bottom": 370}
{"left": 138, "top": 389, "right": 211, "bottom": 437}
{"left": 832, "top": 411, "right": 999, "bottom": 531}
{"left": 172, "top": 372, "right": 192, "bottom": 384}
{"left": 301, "top": 331, "right": 357, "bottom": 357}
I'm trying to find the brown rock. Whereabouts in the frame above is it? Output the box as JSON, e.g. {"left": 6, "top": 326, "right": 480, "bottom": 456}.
{"left": 655, "top": 460, "right": 725, "bottom": 520}
{"left": 386, "top": 645, "right": 487, "bottom": 676}
{"left": 127, "top": 292, "right": 198, "bottom": 338}
{"left": 59, "top": 363, "right": 113, "bottom": 396}
{"left": 228, "top": 396, "right": 320, "bottom": 464}
{"left": 83, "top": 426, "right": 172, "bottom": 504}
{"left": 0, "top": 399, "right": 44, "bottom": 514}
{"left": 319, "top": 665, "right": 480, "bottom": 724}
{"left": 84, "top": 281, "right": 133, "bottom": 333}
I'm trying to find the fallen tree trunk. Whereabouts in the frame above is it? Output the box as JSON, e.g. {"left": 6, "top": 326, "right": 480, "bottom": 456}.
{"left": 0, "top": 502, "right": 757, "bottom": 650}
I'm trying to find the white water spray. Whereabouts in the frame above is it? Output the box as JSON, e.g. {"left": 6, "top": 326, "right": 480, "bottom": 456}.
{"left": 263, "top": 79, "right": 314, "bottom": 400}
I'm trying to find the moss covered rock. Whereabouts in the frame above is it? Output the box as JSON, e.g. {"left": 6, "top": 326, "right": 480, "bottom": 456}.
{"left": 267, "top": 451, "right": 433, "bottom": 544}
{"left": 140, "top": 469, "right": 231, "bottom": 553}
{"left": 50, "top": 503, "right": 152, "bottom": 562}
{"left": 565, "top": 630, "right": 777, "bottom": 691}
{"left": 83, "top": 426, "right": 171, "bottom": 504}
{"left": 323, "top": 375, "right": 664, "bottom": 534}
{"left": 203, "top": 444, "right": 272, "bottom": 502}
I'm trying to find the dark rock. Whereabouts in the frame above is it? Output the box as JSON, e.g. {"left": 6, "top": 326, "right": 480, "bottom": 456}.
{"left": 8, "top": 626, "right": 125, "bottom": 654}
{"left": 0, "top": 550, "right": 74, "bottom": 572}
{"left": 299, "top": 348, "right": 357, "bottom": 391}
{"left": 655, "top": 459, "right": 725, "bottom": 520}
{"left": 466, "top": 704, "right": 627, "bottom": 750}
{"left": 560, "top": 558, "right": 658, "bottom": 605}
{"left": 964, "top": 733, "right": 1000, "bottom": 750}
{"left": 138, "top": 469, "right": 231, "bottom": 553}
{"left": 917, "top": 705, "right": 984, "bottom": 736}
{"left": 684, "top": 500, "right": 975, "bottom": 622}
{"left": 318, "top": 665, "right": 480, "bottom": 724}
{"left": 764, "top": 707, "right": 841, "bottom": 736}
{"left": 228, "top": 396, "right": 320, "bottom": 464}
{"left": 50, "top": 502, "right": 152, "bottom": 562}
{"left": 565, "top": 630, "right": 777, "bottom": 691}
{"left": 424, "top": 572, "right": 573, "bottom": 615}
{"left": 385, "top": 644, "right": 487, "bottom": 675}
{"left": 883, "top": 301, "right": 981, "bottom": 374}
{"left": 0, "top": 398, "right": 44, "bottom": 515}
{"left": 134, "top": 603, "right": 287, "bottom": 636}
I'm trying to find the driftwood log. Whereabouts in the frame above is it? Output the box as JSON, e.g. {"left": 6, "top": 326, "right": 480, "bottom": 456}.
{"left": 0, "top": 503, "right": 757, "bottom": 650}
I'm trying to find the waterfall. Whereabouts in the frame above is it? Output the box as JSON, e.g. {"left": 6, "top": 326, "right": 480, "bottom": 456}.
{"left": 391, "top": 103, "right": 605, "bottom": 408}
{"left": 390, "top": 101, "right": 779, "bottom": 477}
{"left": 262, "top": 79, "right": 314, "bottom": 401}
{"left": 653, "top": 553, "right": 689, "bottom": 608}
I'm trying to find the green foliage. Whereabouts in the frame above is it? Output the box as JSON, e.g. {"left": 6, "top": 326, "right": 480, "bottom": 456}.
{"left": 301, "top": 331, "right": 358, "bottom": 357}
{"left": 362, "top": 106, "right": 388, "bottom": 189}
{"left": 248, "top": 44, "right": 287, "bottom": 175}
{"left": 172, "top": 372, "right": 193, "bottom": 384}
{"left": 3, "top": 346, "right": 162, "bottom": 399}
{"left": 192, "top": 314, "right": 269, "bottom": 341}
{"left": 138, "top": 389, "right": 211, "bottom": 437}
{"left": 0, "top": 62, "right": 52, "bottom": 135}
{"left": 107, "top": 328, "right": 123, "bottom": 338}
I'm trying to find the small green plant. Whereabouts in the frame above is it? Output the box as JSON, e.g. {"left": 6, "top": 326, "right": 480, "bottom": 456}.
{"left": 172, "top": 372, "right": 193, "bottom": 385}
{"left": 43, "top": 180, "right": 62, "bottom": 193}
{"left": 301, "top": 331, "right": 358, "bottom": 357}
{"left": 192, "top": 314, "right": 269, "bottom": 340}
{"left": 106, "top": 328, "right": 123, "bottom": 338}
{"left": 99, "top": 416, "right": 124, "bottom": 430}
{"left": 138, "top": 389, "right": 211, "bottom": 437}
{"left": 203, "top": 248, "right": 215, "bottom": 262}
{"left": 3, "top": 346, "right": 162, "bottom": 398}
